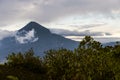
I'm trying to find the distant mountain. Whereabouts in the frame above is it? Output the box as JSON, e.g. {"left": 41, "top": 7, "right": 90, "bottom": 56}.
{"left": 0, "top": 21, "right": 79, "bottom": 60}
{"left": 103, "top": 41, "right": 120, "bottom": 47}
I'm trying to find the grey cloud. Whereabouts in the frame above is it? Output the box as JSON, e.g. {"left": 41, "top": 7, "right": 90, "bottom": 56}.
{"left": 0, "top": 0, "right": 43, "bottom": 26}
{"left": 81, "top": 23, "right": 107, "bottom": 29}
{"left": 50, "top": 29, "right": 112, "bottom": 36}
{"left": 0, "top": 0, "right": 120, "bottom": 27}
{"left": 70, "top": 37, "right": 120, "bottom": 43}
{"left": 69, "top": 23, "right": 107, "bottom": 29}
{"left": 0, "top": 30, "right": 16, "bottom": 40}
{"left": 31, "top": 0, "right": 120, "bottom": 22}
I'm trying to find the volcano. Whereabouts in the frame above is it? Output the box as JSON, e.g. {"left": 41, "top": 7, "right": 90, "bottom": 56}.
{"left": 0, "top": 21, "right": 79, "bottom": 59}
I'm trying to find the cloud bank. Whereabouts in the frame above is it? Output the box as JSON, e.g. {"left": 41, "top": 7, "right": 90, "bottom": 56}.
{"left": 0, "top": 0, "right": 120, "bottom": 27}
{"left": 0, "top": 30, "right": 16, "bottom": 40}
{"left": 50, "top": 29, "right": 112, "bottom": 36}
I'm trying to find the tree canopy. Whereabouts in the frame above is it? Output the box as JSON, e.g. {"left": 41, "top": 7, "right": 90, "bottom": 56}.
{"left": 0, "top": 36, "right": 120, "bottom": 80}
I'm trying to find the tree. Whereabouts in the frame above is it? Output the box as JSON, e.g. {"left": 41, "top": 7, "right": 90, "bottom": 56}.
{"left": 78, "top": 36, "right": 102, "bottom": 50}
{"left": 44, "top": 48, "right": 78, "bottom": 80}
{"left": 74, "top": 36, "right": 115, "bottom": 80}
{"left": 2, "top": 36, "right": 120, "bottom": 80}
{"left": 6, "top": 49, "right": 45, "bottom": 73}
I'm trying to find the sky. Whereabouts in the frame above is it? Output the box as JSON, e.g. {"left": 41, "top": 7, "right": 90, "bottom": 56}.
{"left": 0, "top": 0, "right": 120, "bottom": 43}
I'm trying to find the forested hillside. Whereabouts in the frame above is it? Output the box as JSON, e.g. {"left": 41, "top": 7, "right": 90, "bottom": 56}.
{"left": 0, "top": 36, "right": 120, "bottom": 80}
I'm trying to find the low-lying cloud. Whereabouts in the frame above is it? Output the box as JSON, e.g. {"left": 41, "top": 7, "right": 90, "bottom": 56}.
{"left": 15, "top": 29, "right": 38, "bottom": 44}
{"left": 0, "top": 30, "right": 16, "bottom": 40}
{"left": 50, "top": 29, "right": 112, "bottom": 36}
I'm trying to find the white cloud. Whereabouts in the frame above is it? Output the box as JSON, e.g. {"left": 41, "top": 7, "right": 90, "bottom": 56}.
{"left": 65, "top": 36, "right": 120, "bottom": 43}
{"left": 0, "top": 30, "right": 16, "bottom": 40}
{"left": 15, "top": 29, "right": 39, "bottom": 44}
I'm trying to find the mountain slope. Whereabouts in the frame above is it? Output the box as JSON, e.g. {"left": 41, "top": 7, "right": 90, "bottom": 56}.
{"left": 0, "top": 21, "right": 78, "bottom": 59}
{"left": 103, "top": 41, "right": 120, "bottom": 47}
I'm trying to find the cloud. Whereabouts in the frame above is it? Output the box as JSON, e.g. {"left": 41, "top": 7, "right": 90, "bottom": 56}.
{"left": 0, "top": 0, "right": 120, "bottom": 27}
{"left": 24, "top": 0, "right": 120, "bottom": 23}
{"left": 50, "top": 29, "right": 112, "bottom": 36}
{"left": 68, "top": 23, "right": 107, "bottom": 29}
{"left": 15, "top": 29, "right": 38, "bottom": 44}
{"left": 0, "top": 30, "right": 16, "bottom": 40}
{"left": 80, "top": 23, "right": 107, "bottom": 29}
{"left": 68, "top": 36, "right": 120, "bottom": 43}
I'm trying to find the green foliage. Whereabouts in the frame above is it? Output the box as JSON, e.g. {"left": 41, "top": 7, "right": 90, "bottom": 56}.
{"left": 4, "top": 49, "right": 47, "bottom": 80}
{"left": 1, "top": 36, "right": 120, "bottom": 80}
{"left": 44, "top": 49, "right": 75, "bottom": 80}
{"left": 6, "top": 75, "right": 19, "bottom": 80}
{"left": 6, "top": 49, "right": 42, "bottom": 71}
{"left": 79, "top": 36, "right": 102, "bottom": 50}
